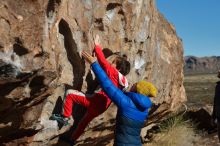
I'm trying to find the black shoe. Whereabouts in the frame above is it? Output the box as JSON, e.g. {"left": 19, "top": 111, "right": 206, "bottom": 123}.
{"left": 50, "top": 114, "right": 70, "bottom": 126}
{"left": 60, "top": 134, "right": 75, "bottom": 145}
{"left": 208, "top": 127, "right": 217, "bottom": 134}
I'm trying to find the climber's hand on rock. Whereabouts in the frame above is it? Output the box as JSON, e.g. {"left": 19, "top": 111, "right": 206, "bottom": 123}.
{"left": 82, "top": 50, "right": 96, "bottom": 65}
{"left": 94, "top": 34, "right": 100, "bottom": 46}
{"left": 92, "top": 34, "right": 101, "bottom": 56}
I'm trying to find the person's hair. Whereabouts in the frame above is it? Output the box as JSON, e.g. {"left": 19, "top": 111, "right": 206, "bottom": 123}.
{"left": 114, "top": 56, "right": 130, "bottom": 76}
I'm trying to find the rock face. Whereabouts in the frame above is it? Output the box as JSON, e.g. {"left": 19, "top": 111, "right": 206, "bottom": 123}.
{"left": 184, "top": 56, "right": 220, "bottom": 75}
{"left": 0, "top": 0, "right": 186, "bottom": 145}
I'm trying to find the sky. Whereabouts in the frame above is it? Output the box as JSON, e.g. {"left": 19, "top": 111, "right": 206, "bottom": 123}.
{"left": 156, "top": 0, "right": 220, "bottom": 57}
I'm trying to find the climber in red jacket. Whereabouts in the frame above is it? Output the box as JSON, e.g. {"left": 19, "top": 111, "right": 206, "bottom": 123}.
{"left": 51, "top": 34, "right": 130, "bottom": 144}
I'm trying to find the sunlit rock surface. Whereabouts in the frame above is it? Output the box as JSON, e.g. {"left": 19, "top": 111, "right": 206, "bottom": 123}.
{"left": 0, "top": 0, "right": 186, "bottom": 145}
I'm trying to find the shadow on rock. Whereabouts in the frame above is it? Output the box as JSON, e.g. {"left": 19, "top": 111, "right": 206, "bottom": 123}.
{"left": 77, "top": 133, "right": 114, "bottom": 146}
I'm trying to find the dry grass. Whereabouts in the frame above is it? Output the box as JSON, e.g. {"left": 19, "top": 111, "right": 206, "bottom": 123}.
{"left": 143, "top": 74, "right": 218, "bottom": 146}
{"left": 184, "top": 74, "right": 218, "bottom": 104}
{"left": 144, "top": 116, "right": 200, "bottom": 146}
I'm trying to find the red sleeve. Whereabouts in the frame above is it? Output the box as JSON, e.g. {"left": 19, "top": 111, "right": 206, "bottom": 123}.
{"left": 94, "top": 45, "right": 108, "bottom": 68}
{"left": 94, "top": 45, "right": 118, "bottom": 76}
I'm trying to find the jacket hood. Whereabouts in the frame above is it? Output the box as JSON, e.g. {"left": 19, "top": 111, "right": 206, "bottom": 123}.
{"left": 125, "top": 92, "right": 152, "bottom": 111}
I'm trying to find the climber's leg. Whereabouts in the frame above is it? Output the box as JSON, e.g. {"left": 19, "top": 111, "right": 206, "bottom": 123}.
{"left": 62, "top": 89, "right": 90, "bottom": 117}
{"left": 50, "top": 89, "right": 90, "bottom": 126}
{"left": 71, "top": 110, "right": 98, "bottom": 141}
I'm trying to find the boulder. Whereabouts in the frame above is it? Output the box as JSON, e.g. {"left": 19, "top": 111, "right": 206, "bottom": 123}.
{"left": 0, "top": 0, "right": 186, "bottom": 145}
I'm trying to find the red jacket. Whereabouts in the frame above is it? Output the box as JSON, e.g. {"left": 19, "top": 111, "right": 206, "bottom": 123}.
{"left": 92, "top": 45, "right": 128, "bottom": 111}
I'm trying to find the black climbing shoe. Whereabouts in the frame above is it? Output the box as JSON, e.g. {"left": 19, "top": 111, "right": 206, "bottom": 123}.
{"left": 50, "top": 114, "right": 70, "bottom": 126}
{"left": 60, "top": 134, "right": 75, "bottom": 145}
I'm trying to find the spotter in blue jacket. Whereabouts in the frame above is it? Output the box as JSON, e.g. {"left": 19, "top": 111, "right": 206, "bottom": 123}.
{"left": 91, "top": 62, "right": 152, "bottom": 146}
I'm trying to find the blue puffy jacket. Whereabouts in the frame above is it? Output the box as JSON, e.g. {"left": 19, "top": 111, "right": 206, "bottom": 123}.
{"left": 91, "top": 62, "right": 152, "bottom": 146}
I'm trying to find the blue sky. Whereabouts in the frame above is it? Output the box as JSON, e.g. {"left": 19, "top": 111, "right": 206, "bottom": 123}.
{"left": 156, "top": 0, "right": 220, "bottom": 57}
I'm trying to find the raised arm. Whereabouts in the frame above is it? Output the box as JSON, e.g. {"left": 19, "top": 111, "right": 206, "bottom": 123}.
{"left": 82, "top": 51, "right": 127, "bottom": 107}
{"left": 94, "top": 45, "right": 109, "bottom": 68}
{"left": 93, "top": 35, "right": 116, "bottom": 73}
{"left": 91, "top": 62, "right": 127, "bottom": 107}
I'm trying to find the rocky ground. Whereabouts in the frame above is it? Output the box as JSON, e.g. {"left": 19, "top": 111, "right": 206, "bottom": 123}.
{"left": 196, "top": 133, "right": 220, "bottom": 146}
{"left": 183, "top": 73, "right": 220, "bottom": 146}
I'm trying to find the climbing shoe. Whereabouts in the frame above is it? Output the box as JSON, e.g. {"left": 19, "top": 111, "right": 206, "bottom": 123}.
{"left": 60, "top": 134, "right": 75, "bottom": 145}
{"left": 50, "top": 114, "right": 70, "bottom": 126}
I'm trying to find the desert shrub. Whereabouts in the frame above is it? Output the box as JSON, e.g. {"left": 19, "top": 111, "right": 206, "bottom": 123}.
{"left": 144, "top": 115, "right": 200, "bottom": 146}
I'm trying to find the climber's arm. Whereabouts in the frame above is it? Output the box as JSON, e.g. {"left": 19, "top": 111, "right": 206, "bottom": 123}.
{"left": 93, "top": 35, "right": 113, "bottom": 72}
{"left": 82, "top": 51, "right": 127, "bottom": 107}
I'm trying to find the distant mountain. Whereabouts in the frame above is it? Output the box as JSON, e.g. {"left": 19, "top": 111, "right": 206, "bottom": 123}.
{"left": 184, "top": 56, "right": 220, "bottom": 75}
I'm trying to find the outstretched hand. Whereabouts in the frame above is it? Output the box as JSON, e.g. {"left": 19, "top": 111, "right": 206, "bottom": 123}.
{"left": 94, "top": 34, "right": 100, "bottom": 46}
{"left": 82, "top": 50, "right": 96, "bottom": 65}
{"left": 92, "top": 34, "right": 101, "bottom": 56}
